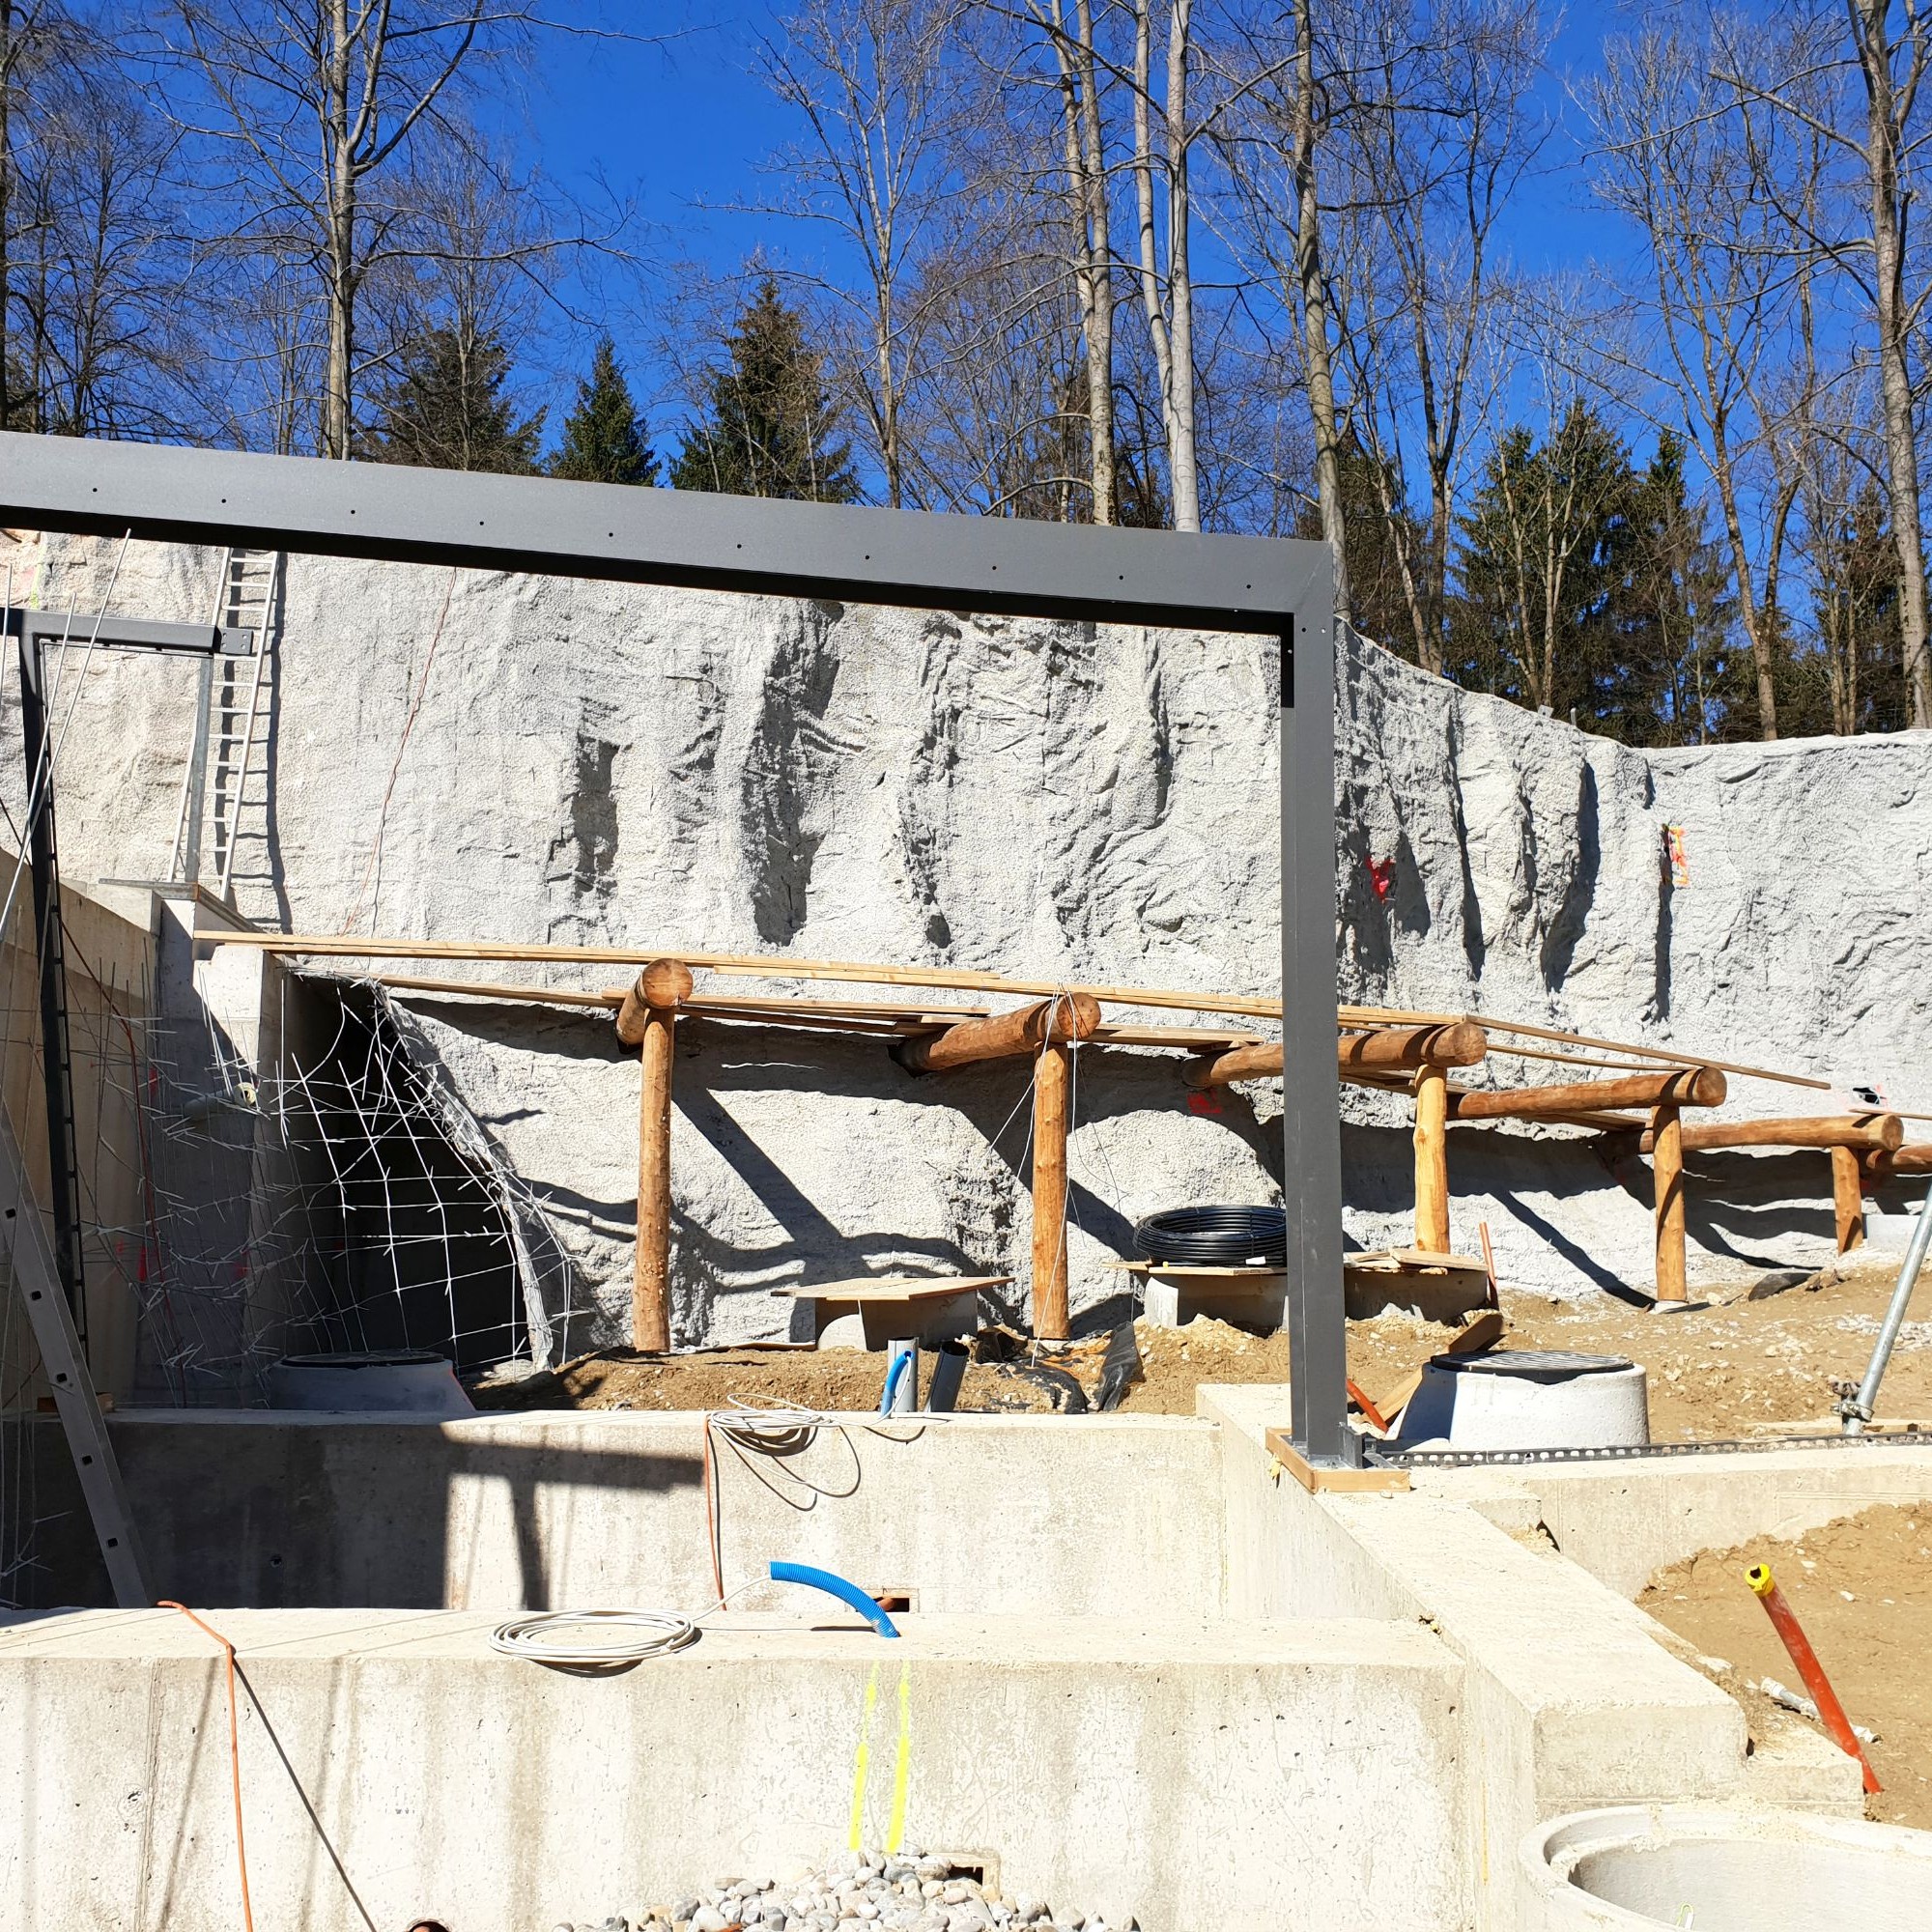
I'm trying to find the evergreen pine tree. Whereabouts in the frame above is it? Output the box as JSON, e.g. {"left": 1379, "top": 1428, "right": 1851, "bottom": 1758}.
{"left": 551, "top": 337, "right": 658, "bottom": 485}
{"left": 361, "top": 326, "right": 545, "bottom": 474}
{"left": 670, "top": 277, "right": 859, "bottom": 501}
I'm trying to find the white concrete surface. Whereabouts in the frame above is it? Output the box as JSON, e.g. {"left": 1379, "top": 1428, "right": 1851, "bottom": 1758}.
{"left": 1519, "top": 1803, "right": 1932, "bottom": 1931}
{"left": 1417, "top": 1441, "right": 1932, "bottom": 1597}
{"left": 45, "top": 1410, "right": 1228, "bottom": 1616}
{"left": 0, "top": 1606, "right": 1469, "bottom": 1932}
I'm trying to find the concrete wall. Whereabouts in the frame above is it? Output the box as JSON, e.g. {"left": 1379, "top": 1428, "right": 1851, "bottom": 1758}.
{"left": 0, "top": 1606, "right": 1471, "bottom": 1932}
{"left": 39, "top": 1410, "right": 1228, "bottom": 1617}
{"left": 1421, "top": 1440, "right": 1932, "bottom": 1599}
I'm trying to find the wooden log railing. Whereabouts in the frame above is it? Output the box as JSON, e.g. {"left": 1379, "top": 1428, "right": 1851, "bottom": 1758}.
{"left": 614, "top": 960, "right": 694, "bottom": 1350}
{"left": 1864, "top": 1143, "right": 1932, "bottom": 1179}
{"left": 1627, "top": 1116, "right": 1902, "bottom": 1257}
{"left": 894, "top": 993, "right": 1099, "bottom": 1074}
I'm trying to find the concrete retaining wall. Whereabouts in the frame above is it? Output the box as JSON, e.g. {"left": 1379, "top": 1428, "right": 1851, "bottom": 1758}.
{"left": 0, "top": 1607, "right": 1470, "bottom": 1932}
{"left": 14, "top": 531, "right": 1932, "bottom": 1346}
{"left": 39, "top": 1410, "right": 1227, "bottom": 1616}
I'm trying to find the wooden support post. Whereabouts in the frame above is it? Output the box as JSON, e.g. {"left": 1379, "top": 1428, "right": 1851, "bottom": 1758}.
{"left": 622, "top": 959, "right": 694, "bottom": 1351}
{"left": 1412, "top": 1063, "right": 1451, "bottom": 1256}
{"left": 1652, "top": 1102, "right": 1687, "bottom": 1303}
{"left": 1031, "top": 1037, "right": 1071, "bottom": 1342}
{"left": 1833, "top": 1145, "right": 1866, "bottom": 1255}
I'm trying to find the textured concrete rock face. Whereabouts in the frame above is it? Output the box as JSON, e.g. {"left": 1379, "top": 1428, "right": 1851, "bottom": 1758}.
{"left": 11, "top": 531, "right": 1932, "bottom": 1337}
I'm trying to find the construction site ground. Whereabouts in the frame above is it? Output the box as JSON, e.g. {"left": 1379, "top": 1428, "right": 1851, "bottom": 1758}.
{"left": 475, "top": 1247, "right": 1932, "bottom": 1436}
{"left": 1640, "top": 1502, "right": 1932, "bottom": 1831}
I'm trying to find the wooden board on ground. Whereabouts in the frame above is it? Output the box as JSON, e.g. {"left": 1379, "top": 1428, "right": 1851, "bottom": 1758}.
{"left": 779, "top": 1275, "right": 1011, "bottom": 1302}
{"left": 781, "top": 1274, "right": 1010, "bottom": 1352}
{"left": 1264, "top": 1429, "right": 1411, "bottom": 1493}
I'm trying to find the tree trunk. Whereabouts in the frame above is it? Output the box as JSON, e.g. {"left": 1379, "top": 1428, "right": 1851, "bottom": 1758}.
{"left": 1851, "top": 0, "right": 1932, "bottom": 727}
{"left": 1061, "top": 0, "right": 1115, "bottom": 524}
{"left": 1711, "top": 450, "right": 1778, "bottom": 738}
{"left": 1290, "top": 0, "right": 1348, "bottom": 623}
{"left": 324, "top": 0, "right": 355, "bottom": 459}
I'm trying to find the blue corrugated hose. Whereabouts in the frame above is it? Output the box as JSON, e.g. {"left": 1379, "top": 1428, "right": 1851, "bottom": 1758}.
{"left": 768, "top": 1560, "right": 900, "bottom": 1637}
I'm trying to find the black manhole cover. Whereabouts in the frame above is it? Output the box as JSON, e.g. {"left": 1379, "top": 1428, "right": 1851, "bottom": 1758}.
{"left": 1435, "top": 1349, "right": 1634, "bottom": 1380}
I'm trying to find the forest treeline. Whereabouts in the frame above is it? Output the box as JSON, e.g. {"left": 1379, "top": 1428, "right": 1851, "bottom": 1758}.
{"left": 4, "top": 0, "right": 1929, "bottom": 746}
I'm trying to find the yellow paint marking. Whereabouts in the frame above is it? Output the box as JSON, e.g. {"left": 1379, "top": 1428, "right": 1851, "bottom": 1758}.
{"left": 848, "top": 1664, "right": 881, "bottom": 1851}
{"left": 886, "top": 1662, "right": 912, "bottom": 1853}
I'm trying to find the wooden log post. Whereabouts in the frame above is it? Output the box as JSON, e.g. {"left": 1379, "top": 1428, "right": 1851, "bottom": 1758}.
{"left": 616, "top": 959, "right": 694, "bottom": 1351}
{"left": 895, "top": 992, "right": 1099, "bottom": 1074}
{"left": 1833, "top": 1146, "right": 1866, "bottom": 1254}
{"left": 1651, "top": 1103, "right": 1688, "bottom": 1303}
{"left": 1031, "top": 1035, "right": 1072, "bottom": 1343}
{"left": 1412, "top": 1062, "right": 1451, "bottom": 1256}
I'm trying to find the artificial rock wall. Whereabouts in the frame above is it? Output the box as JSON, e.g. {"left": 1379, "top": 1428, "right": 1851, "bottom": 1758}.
{"left": 9, "top": 529, "right": 1931, "bottom": 1350}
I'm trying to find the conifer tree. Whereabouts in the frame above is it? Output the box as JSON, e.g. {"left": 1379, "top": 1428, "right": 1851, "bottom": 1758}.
{"left": 360, "top": 326, "right": 544, "bottom": 473}
{"left": 671, "top": 276, "right": 860, "bottom": 501}
{"left": 551, "top": 337, "right": 657, "bottom": 485}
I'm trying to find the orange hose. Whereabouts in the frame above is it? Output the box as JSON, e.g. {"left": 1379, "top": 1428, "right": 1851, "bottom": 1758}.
{"left": 1747, "top": 1563, "right": 1882, "bottom": 1794}
{"left": 159, "top": 1601, "right": 255, "bottom": 1930}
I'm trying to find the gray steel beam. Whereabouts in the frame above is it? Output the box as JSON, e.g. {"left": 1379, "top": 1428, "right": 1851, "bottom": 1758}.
{"left": 0, "top": 430, "right": 1314, "bottom": 635}
{"left": 3, "top": 609, "right": 254, "bottom": 655}
{"left": 0, "top": 429, "right": 1350, "bottom": 1465}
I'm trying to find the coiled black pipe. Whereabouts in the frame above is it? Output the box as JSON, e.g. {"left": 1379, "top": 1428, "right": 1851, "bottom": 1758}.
{"left": 1134, "top": 1205, "right": 1288, "bottom": 1268}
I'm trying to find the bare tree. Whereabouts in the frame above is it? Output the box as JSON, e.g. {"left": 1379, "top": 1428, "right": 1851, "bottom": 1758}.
{"left": 151, "top": 0, "right": 558, "bottom": 457}
{"left": 1325, "top": 0, "right": 1542, "bottom": 671}
{"left": 1722, "top": 3, "right": 1932, "bottom": 727}
{"left": 1591, "top": 23, "right": 1828, "bottom": 739}
{"left": 760, "top": 0, "right": 972, "bottom": 509}
{"left": 1021, "top": 0, "right": 1119, "bottom": 522}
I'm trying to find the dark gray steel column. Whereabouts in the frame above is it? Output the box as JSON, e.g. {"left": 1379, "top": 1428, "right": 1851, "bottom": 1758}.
{"left": 16, "top": 636, "right": 87, "bottom": 1340}
{"left": 1281, "top": 572, "right": 1350, "bottom": 1463}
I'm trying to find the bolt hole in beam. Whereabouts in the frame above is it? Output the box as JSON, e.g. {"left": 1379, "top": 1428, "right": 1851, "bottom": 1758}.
{"left": 0, "top": 429, "right": 1346, "bottom": 1459}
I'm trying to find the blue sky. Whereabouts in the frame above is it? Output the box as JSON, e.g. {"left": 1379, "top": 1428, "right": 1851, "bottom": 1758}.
{"left": 513, "top": 4, "right": 1640, "bottom": 460}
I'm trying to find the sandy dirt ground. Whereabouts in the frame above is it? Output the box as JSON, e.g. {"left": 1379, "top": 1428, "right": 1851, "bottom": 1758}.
{"left": 1639, "top": 1503, "right": 1932, "bottom": 1831}
{"left": 477, "top": 1248, "right": 1932, "bottom": 1437}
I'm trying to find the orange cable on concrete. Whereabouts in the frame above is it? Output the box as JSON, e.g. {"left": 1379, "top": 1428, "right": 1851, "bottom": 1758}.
{"left": 159, "top": 1600, "right": 255, "bottom": 1932}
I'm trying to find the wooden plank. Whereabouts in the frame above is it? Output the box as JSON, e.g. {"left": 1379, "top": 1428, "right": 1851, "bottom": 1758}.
{"left": 1265, "top": 1430, "right": 1410, "bottom": 1493}
{"left": 205, "top": 929, "right": 1283, "bottom": 1019}
{"left": 897, "top": 994, "right": 1099, "bottom": 1074}
{"left": 780, "top": 1274, "right": 1011, "bottom": 1302}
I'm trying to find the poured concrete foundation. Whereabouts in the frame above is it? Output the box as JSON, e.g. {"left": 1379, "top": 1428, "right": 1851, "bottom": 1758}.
{"left": 11, "top": 1397, "right": 1917, "bottom": 1931}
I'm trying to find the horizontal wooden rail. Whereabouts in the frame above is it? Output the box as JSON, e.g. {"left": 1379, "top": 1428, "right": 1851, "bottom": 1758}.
{"left": 1447, "top": 1066, "right": 1725, "bottom": 1123}
{"left": 1637, "top": 1114, "right": 1902, "bottom": 1156}
{"left": 895, "top": 994, "right": 1100, "bottom": 1073}
{"left": 1338, "top": 1020, "right": 1488, "bottom": 1072}
{"left": 1187, "top": 1021, "right": 1489, "bottom": 1091}
{"left": 1863, "top": 1144, "right": 1932, "bottom": 1179}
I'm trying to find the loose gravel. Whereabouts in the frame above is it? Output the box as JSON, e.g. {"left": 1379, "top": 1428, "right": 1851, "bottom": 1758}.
{"left": 548, "top": 1846, "right": 1137, "bottom": 1932}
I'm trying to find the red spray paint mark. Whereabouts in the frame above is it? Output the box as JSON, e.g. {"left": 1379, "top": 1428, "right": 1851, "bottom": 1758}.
{"left": 1367, "top": 857, "right": 1396, "bottom": 901}
{"left": 1187, "top": 1090, "right": 1223, "bottom": 1117}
